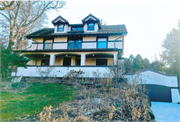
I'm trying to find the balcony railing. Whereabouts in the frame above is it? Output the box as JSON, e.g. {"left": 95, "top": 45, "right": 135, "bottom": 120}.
{"left": 27, "top": 41, "right": 122, "bottom": 51}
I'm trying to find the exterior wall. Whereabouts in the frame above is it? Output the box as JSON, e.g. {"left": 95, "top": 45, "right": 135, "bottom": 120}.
{"left": 33, "top": 38, "right": 43, "bottom": 42}
{"left": 108, "top": 36, "right": 122, "bottom": 41}
{"left": 12, "top": 66, "right": 111, "bottom": 78}
{"left": 36, "top": 59, "right": 41, "bottom": 65}
{"left": 64, "top": 24, "right": 68, "bottom": 32}
{"left": 55, "top": 58, "right": 61, "bottom": 65}
{"left": 108, "top": 58, "right": 114, "bottom": 65}
{"left": 86, "top": 58, "right": 96, "bottom": 65}
{"left": 83, "top": 37, "right": 96, "bottom": 41}
{"left": 83, "top": 23, "right": 87, "bottom": 32}
{"left": 27, "top": 60, "right": 36, "bottom": 65}
{"left": 54, "top": 37, "right": 67, "bottom": 42}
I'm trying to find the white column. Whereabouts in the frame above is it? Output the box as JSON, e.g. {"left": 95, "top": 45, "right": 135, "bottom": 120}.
{"left": 81, "top": 54, "right": 86, "bottom": 66}
{"left": 50, "top": 54, "right": 55, "bottom": 66}
{"left": 114, "top": 53, "right": 117, "bottom": 65}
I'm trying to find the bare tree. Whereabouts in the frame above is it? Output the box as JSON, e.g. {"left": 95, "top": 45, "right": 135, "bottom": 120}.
{"left": 0, "top": 1, "right": 66, "bottom": 50}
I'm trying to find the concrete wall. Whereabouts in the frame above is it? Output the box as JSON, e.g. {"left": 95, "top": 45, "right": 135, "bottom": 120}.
{"left": 12, "top": 66, "right": 111, "bottom": 78}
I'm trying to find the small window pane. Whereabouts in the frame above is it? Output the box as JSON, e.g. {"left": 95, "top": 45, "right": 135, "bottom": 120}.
{"left": 97, "top": 42, "right": 107, "bottom": 48}
{"left": 68, "top": 41, "right": 74, "bottom": 49}
{"left": 96, "top": 59, "right": 107, "bottom": 66}
{"left": 75, "top": 40, "right": 82, "bottom": 49}
{"left": 58, "top": 25, "right": 63, "bottom": 31}
{"left": 41, "top": 59, "right": 49, "bottom": 66}
{"left": 88, "top": 23, "right": 94, "bottom": 30}
{"left": 44, "top": 43, "right": 52, "bottom": 49}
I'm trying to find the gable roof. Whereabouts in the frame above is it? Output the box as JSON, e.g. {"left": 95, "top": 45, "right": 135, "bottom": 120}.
{"left": 82, "top": 14, "right": 100, "bottom": 22}
{"left": 51, "top": 15, "right": 69, "bottom": 26}
{"left": 26, "top": 25, "right": 127, "bottom": 38}
{"left": 126, "top": 69, "right": 178, "bottom": 77}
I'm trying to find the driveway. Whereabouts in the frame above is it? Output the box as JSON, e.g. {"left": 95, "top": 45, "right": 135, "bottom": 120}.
{"left": 151, "top": 102, "right": 180, "bottom": 122}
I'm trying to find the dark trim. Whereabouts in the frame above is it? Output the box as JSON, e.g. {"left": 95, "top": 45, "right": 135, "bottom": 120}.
{"left": 15, "top": 48, "right": 121, "bottom": 52}
{"left": 82, "top": 41, "right": 96, "bottom": 43}
{"left": 25, "top": 65, "right": 118, "bottom": 67}
{"left": 26, "top": 32, "right": 127, "bottom": 39}
{"left": 32, "top": 42, "right": 43, "bottom": 44}
{"left": 53, "top": 42, "right": 67, "bottom": 43}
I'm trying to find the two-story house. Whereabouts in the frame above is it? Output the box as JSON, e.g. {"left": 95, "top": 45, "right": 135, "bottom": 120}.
{"left": 12, "top": 14, "right": 128, "bottom": 78}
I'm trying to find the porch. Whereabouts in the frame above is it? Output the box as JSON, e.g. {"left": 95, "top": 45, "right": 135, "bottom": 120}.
{"left": 25, "top": 52, "right": 119, "bottom": 66}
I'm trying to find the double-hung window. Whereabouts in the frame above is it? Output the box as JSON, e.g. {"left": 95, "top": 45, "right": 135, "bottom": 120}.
{"left": 97, "top": 38, "right": 107, "bottom": 48}
{"left": 88, "top": 23, "right": 94, "bottom": 30}
{"left": 57, "top": 24, "right": 64, "bottom": 32}
{"left": 44, "top": 39, "right": 53, "bottom": 49}
{"left": 96, "top": 59, "right": 107, "bottom": 66}
{"left": 71, "top": 26, "right": 83, "bottom": 31}
{"left": 68, "top": 39, "right": 82, "bottom": 49}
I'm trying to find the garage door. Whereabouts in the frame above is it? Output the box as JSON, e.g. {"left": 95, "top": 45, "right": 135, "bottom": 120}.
{"left": 140, "top": 84, "right": 172, "bottom": 102}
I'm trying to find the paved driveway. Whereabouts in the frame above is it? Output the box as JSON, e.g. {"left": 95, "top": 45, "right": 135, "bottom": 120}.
{"left": 151, "top": 102, "right": 180, "bottom": 122}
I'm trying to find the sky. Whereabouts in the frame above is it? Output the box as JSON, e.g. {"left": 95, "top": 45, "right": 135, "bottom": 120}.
{"left": 47, "top": 0, "right": 180, "bottom": 62}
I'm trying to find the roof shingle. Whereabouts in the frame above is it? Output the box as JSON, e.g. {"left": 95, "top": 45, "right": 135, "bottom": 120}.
{"left": 26, "top": 25, "right": 127, "bottom": 38}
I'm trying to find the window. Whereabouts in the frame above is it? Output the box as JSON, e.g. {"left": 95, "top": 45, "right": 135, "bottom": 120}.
{"left": 76, "top": 59, "right": 81, "bottom": 66}
{"left": 96, "top": 59, "right": 107, "bottom": 66}
{"left": 97, "top": 38, "right": 107, "bottom": 48}
{"left": 68, "top": 39, "right": 82, "bottom": 49}
{"left": 41, "top": 59, "right": 49, "bottom": 66}
{"left": 71, "top": 27, "right": 83, "bottom": 31}
{"left": 63, "top": 57, "right": 71, "bottom": 66}
{"left": 88, "top": 23, "right": 94, "bottom": 30}
{"left": 44, "top": 39, "right": 53, "bottom": 49}
{"left": 57, "top": 24, "right": 64, "bottom": 32}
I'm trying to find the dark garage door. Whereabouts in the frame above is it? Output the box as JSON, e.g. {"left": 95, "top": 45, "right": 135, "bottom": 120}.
{"left": 140, "top": 84, "right": 172, "bottom": 102}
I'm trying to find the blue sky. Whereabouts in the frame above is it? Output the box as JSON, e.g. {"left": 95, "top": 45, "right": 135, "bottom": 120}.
{"left": 47, "top": 0, "right": 180, "bottom": 62}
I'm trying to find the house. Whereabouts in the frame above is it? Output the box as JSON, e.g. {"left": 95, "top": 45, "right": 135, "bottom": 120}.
{"left": 11, "top": 14, "right": 128, "bottom": 78}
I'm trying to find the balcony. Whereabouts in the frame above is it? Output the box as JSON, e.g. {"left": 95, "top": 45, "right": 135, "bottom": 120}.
{"left": 27, "top": 41, "right": 122, "bottom": 51}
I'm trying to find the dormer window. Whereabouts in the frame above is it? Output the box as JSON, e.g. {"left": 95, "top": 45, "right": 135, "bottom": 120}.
{"left": 71, "top": 26, "right": 83, "bottom": 31}
{"left": 88, "top": 23, "right": 94, "bottom": 30}
{"left": 57, "top": 24, "right": 64, "bottom": 32}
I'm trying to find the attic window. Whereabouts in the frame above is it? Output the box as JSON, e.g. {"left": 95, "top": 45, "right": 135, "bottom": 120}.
{"left": 88, "top": 23, "right": 94, "bottom": 30}
{"left": 57, "top": 24, "right": 64, "bottom": 32}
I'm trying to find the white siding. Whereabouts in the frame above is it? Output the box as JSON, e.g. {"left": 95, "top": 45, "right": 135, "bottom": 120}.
{"left": 53, "top": 43, "right": 67, "bottom": 49}
{"left": 37, "top": 44, "right": 43, "bottom": 50}
{"left": 108, "top": 42, "right": 114, "bottom": 48}
{"left": 82, "top": 43, "right": 96, "bottom": 49}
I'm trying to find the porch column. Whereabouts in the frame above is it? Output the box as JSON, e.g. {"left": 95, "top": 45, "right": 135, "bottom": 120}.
{"left": 114, "top": 53, "right": 117, "bottom": 65}
{"left": 50, "top": 54, "right": 55, "bottom": 66}
{"left": 81, "top": 54, "right": 86, "bottom": 66}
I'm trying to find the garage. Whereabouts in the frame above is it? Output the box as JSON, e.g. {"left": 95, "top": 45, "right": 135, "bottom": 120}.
{"left": 125, "top": 69, "right": 180, "bottom": 103}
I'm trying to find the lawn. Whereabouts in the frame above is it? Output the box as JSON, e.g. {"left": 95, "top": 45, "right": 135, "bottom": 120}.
{"left": 0, "top": 82, "right": 77, "bottom": 121}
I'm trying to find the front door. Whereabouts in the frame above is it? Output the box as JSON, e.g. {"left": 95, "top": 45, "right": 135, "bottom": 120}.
{"left": 63, "top": 57, "right": 71, "bottom": 66}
